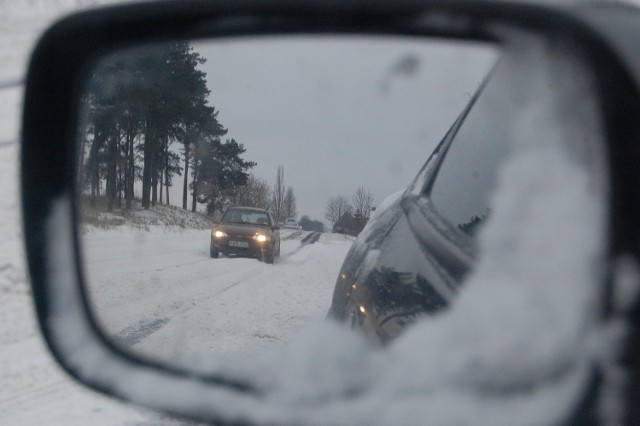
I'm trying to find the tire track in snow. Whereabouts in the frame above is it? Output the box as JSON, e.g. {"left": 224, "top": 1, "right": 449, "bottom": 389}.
{"left": 213, "top": 268, "right": 265, "bottom": 296}
{"left": 152, "top": 256, "right": 210, "bottom": 273}
{"left": 115, "top": 317, "right": 170, "bottom": 347}
{"left": 113, "top": 265, "right": 265, "bottom": 347}
{"left": 110, "top": 232, "right": 320, "bottom": 348}
{"left": 282, "top": 232, "right": 321, "bottom": 259}
{"left": 282, "top": 229, "right": 304, "bottom": 240}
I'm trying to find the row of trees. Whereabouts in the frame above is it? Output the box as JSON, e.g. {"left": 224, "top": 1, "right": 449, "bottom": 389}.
{"left": 80, "top": 42, "right": 256, "bottom": 215}
{"left": 78, "top": 41, "right": 310, "bottom": 225}
{"left": 325, "top": 186, "right": 374, "bottom": 235}
{"left": 269, "top": 165, "right": 297, "bottom": 222}
{"left": 224, "top": 165, "right": 297, "bottom": 223}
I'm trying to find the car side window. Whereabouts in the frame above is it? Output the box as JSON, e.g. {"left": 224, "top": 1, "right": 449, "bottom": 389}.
{"left": 427, "top": 80, "right": 510, "bottom": 236}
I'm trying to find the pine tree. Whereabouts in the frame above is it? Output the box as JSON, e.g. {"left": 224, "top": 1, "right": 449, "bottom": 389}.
{"left": 80, "top": 41, "right": 232, "bottom": 212}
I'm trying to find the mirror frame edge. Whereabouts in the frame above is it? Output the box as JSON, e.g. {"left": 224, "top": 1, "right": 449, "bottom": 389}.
{"left": 20, "top": 0, "right": 640, "bottom": 422}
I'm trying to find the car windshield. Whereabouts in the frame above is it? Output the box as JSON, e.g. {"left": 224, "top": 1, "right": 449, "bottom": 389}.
{"left": 428, "top": 75, "right": 510, "bottom": 236}
{"left": 222, "top": 209, "right": 270, "bottom": 226}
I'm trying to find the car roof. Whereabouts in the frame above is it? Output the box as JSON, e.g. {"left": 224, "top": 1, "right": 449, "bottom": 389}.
{"left": 226, "top": 206, "right": 270, "bottom": 213}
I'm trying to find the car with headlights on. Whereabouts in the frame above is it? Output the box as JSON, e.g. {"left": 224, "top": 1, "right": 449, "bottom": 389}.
{"left": 284, "top": 217, "right": 301, "bottom": 229}
{"left": 210, "top": 207, "right": 280, "bottom": 263}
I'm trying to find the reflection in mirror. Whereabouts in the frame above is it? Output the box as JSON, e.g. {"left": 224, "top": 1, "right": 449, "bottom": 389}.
{"left": 76, "top": 36, "right": 498, "bottom": 363}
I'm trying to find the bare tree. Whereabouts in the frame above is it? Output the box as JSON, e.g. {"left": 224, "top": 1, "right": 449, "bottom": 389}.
{"left": 351, "top": 186, "right": 374, "bottom": 234}
{"left": 233, "top": 174, "right": 272, "bottom": 209}
{"left": 271, "top": 165, "right": 285, "bottom": 221}
{"left": 352, "top": 186, "right": 374, "bottom": 221}
{"left": 325, "top": 196, "right": 351, "bottom": 226}
{"left": 283, "top": 186, "right": 297, "bottom": 218}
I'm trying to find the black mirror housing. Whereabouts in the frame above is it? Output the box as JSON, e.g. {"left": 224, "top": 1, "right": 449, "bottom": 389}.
{"left": 21, "top": 1, "right": 640, "bottom": 423}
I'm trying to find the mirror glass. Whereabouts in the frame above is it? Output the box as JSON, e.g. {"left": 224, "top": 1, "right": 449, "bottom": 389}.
{"left": 77, "top": 36, "right": 499, "bottom": 363}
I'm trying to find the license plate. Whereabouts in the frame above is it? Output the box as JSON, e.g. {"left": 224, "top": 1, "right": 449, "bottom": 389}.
{"left": 229, "top": 240, "right": 249, "bottom": 248}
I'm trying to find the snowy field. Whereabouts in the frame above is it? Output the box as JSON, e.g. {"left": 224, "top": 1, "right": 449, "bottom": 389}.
{"left": 0, "top": 1, "right": 219, "bottom": 424}
{"left": 82, "top": 227, "right": 353, "bottom": 361}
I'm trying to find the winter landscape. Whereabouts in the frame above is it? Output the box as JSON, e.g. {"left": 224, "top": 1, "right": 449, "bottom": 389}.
{"left": 80, "top": 206, "right": 354, "bottom": 362}
{"left": 3, "top": 1, "right": 640, "bottom": 425}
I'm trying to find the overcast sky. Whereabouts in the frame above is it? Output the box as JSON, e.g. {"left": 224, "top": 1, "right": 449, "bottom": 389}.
{"left": 190, "top": 36, "right": 498, "bottom": 223}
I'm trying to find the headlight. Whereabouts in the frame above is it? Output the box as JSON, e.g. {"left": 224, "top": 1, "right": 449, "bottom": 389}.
{"left": 254, "top": 234, "right": 270, "bottom": 242}
{"left": 213, "top": 230, "right": 227, "bottom": 238}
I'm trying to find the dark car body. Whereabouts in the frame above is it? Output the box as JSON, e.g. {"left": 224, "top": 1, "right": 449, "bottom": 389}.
{"left": 210, "top": 207, "right": 280, "bottom": 263}
{"left": 328, "top": 112, "right": 474, "bottom": 343}
{"left": 328, "top": 52, "right": 560, "bottom": 342}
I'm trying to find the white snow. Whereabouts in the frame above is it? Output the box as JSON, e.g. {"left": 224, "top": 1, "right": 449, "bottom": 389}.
{"left": 0, "top": 1, "right": 186, "bottom": 425}
{"left": 81, "top": 226, "right": 354, "bottom": 360}
{"left": 3, "top": 1, "right": 640, "bottom": 426}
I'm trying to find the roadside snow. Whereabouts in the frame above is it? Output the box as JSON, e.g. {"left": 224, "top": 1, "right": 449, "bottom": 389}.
{"left": 81, "top": 227, "right": 354, "bottom": 361}
{"left": 0, "top": 1, "right": 187, "bottom": 425}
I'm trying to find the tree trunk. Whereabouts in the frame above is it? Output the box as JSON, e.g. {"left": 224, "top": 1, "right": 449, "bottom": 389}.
{"left": 165, "top": 177, "right": 170, "bottom": 205}
{"left": 90, "top": 167, "right": 98, "bottom": 207}
{"left": 182, "top": 143, "right": 190, "bottom": 210}
{"left": 77, "top": 125, "right": 87, "bottom": 190}
{"left": 164, "top": 136, "right": 170, "bottom": 205}
{"left": 191, "top": 175, "right": 198, "bottom": 212}
{"left": 151, "top": 137, "right": 158, "bottom": 207}
{"left": 117, "top": 160, "right": 123, "bottom": 208}
{"left": 142, "top": 128, "right": 153, "bottom": 209}
{"left": 125, "top": 129, "right": 135, "bottom": 209}
{"left": 88, "top": 133, "right": 103, "bottom": 208}
{"left": 106, "top": 131, "right": 118, "bottom": 212}
{"left": 152, "top": 172, "right": 158, "bottom": 206}
{"left": 191, "top": 183, "right": 197, "bottom": 212}
{"left": 159, "top": 167, "right": 163, "bottom": 204}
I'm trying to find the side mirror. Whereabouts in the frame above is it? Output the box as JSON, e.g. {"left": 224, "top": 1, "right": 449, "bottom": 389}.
{"left": 21, "top": 0, "right": 640, "bottom": 424}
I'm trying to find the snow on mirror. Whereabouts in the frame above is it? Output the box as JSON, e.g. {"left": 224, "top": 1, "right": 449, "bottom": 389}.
{"left": 76, "top": 35, "right": 500, "bottom": 363}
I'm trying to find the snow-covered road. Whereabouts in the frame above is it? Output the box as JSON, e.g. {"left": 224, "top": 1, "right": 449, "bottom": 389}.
{"left": 1, "top": 221, "right": 354, "bottom": 424}
{"left": 82, "top": 228, "right": 354, "bottom": 362}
